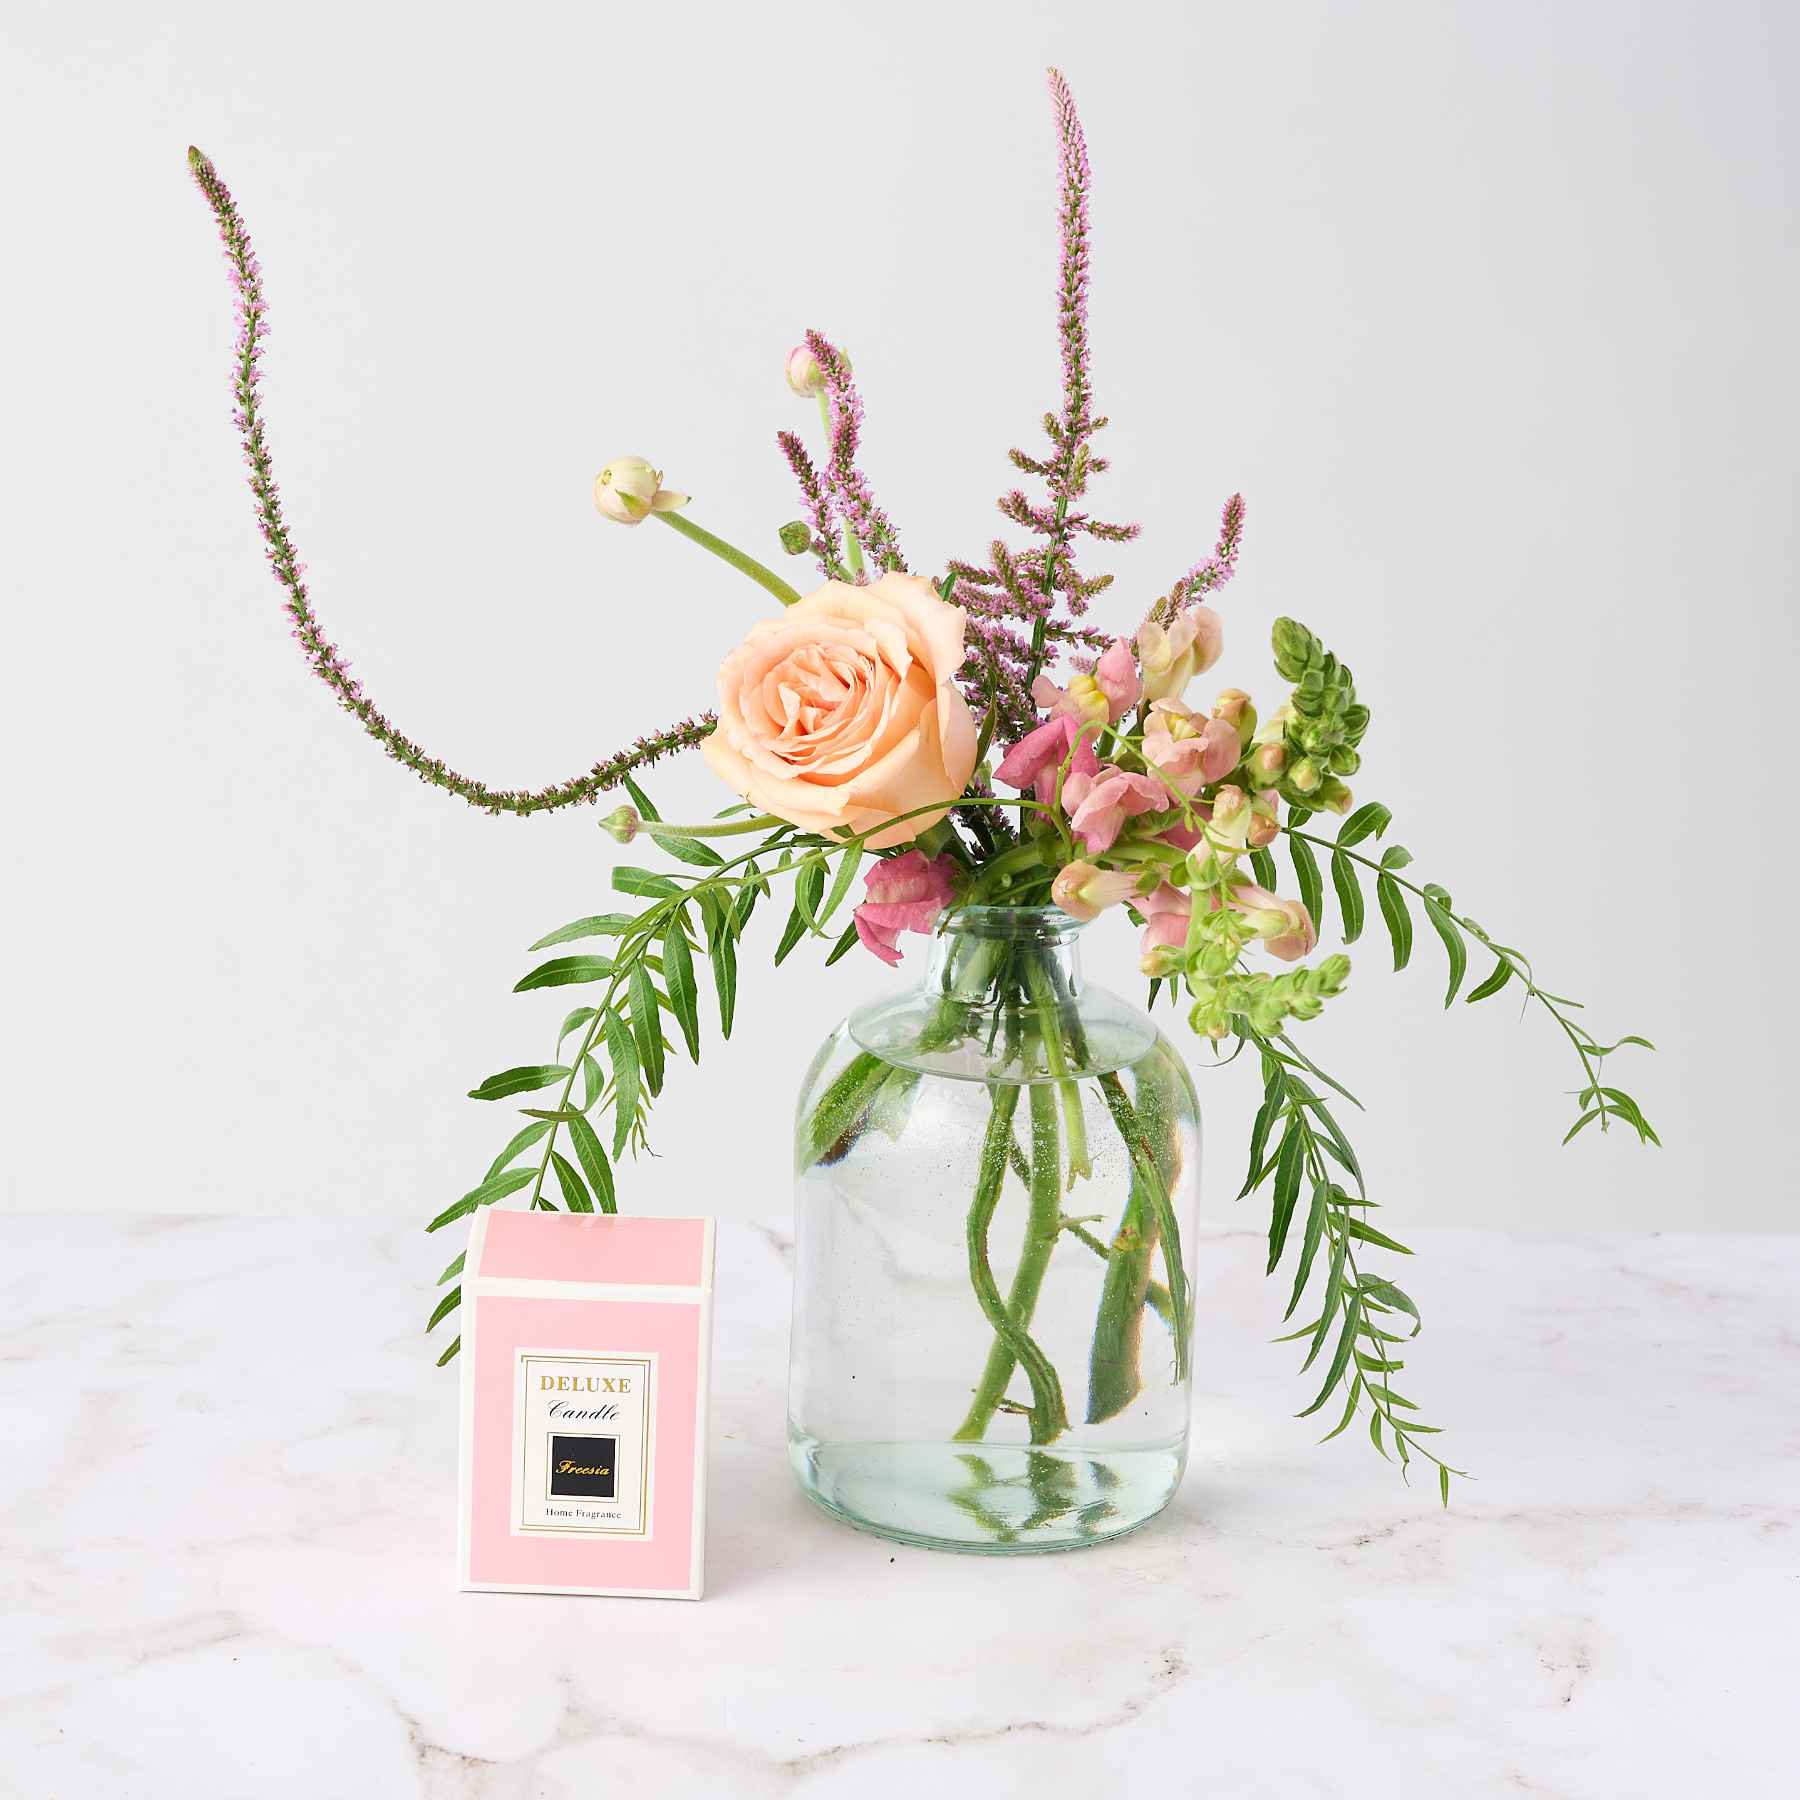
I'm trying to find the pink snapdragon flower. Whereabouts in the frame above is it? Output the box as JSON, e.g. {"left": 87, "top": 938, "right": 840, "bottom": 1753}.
{"left": 1137, "top": 882, "right": 1193, "bottom": 972}
{"left": 994, "top": 713, "right": 1100, "bottom": 808}
{"left": 853, "top": 850, "right": 958, "bottom": 966}
{"left": 1229, "top": 881, "right": 1318, "bottom": 962}
{"left": 1136, "top": 606, "right": 1223, "bottom": 702}
{"left": 1031, "top": 638, "right": 1141, "bottom": 726}
{"left": 1142, "top": 698, "right": 1240, "bottom": 798}
{"left": 1050, "top": 859, "right": 1142, "bottom": 922}
{"left": 1062, "top": 763, "right": 1167, "bottom": 854}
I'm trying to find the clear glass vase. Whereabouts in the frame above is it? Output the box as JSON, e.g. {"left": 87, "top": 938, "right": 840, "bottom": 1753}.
{"left": 789, "top": 904, "right": 1201, "bottom": 1553}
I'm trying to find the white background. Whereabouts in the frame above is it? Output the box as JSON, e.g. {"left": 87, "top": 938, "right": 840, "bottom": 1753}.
{"left": 4, "top": 0, "right": 1794, "bottom": 1234}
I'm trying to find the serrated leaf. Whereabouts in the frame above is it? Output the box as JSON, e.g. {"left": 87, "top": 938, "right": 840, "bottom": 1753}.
{"left": 550, "top": 1148, "right": 594, "bottom": 1213}
{"left": 661, "top": 916, "right": 701, "bottom": 1058}
{"left": 484, "top": 1118, "right": 551, "bottom": 1179}
{"left": 1421, "top": 899, "right": 1467, "bottom": 1006}
{"left": 703, "top": 903, "right": 738, "bottom": 1037}
{"left": 426, "top": 1165, "right": 534, "bottom": 1233}
{"left": 529, "top": 913, "right": 636, "bottom": 952}
{"left": 620, "top": 772, "right": 660, "bottom": 822}
{"left": 645, "top": 826, "right": 726, "bottom": 868}
{"left": 817, "top": 846, "right": 865, "bottom": 934}
{"left": 1267, "top": 1125, "right": 1305, "bottom": 1273}
{"left": 1286, "top": 1180, "right": 1329, "bottom": 1319}
{"left": 605, "top": 1011, "right": 640, "bottom": 1158}
{"left": 566, "top": 1111, "right": 617, "bottom": 1213}
{"left": 513, "top": 955, "right": 615, "bottom": 993}
{"left": 1336, "top": 801, "right": 1392, "bottom": 847}
{"left": 468, "top": 1065, "right": 569, "bottom": 1102}
{"left": 1376, "top": 874, "right": 1413, "bottom": 972}
{"left": 1288, "top": 834, "right": 1324, "bottom": 936}
{"left": 1330, "top": 850, "right": 1365, "bottom": 943}
{"left": 1465, "top": 957, "right": 1513, "bottom": 1003}
{"left": 612, "top": 866, "right": 682, "bottom": 899}
{"left": 628, "top": 964, "right": 666, "bottom": 1096}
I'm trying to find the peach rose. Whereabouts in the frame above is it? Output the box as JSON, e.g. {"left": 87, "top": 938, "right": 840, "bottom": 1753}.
{"left": 701, "top": 574, "right": 979, "bottom": 849}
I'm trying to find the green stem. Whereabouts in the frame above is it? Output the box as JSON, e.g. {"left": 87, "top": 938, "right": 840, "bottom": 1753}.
{"left": 953, "top": 1078, "right": 1069, "bottom": 1445}
{"left": 645, "top": 814, "right": 784, "bottom": 841}
{"left": 1096, "top": 1071, "right": 1191, "bottom": 1381}
{"left": 654, "top": 511, "right": 803, "bottom": 607}
{"left": 1021, "top": 955, "right": 1092, "bottom": 1184}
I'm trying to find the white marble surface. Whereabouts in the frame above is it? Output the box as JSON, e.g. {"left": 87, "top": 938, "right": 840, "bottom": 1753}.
{"left": 1, "top": 1214, "right": 1795, "bottom": 1798}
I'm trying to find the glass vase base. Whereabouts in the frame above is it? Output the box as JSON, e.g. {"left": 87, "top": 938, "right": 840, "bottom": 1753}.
{"left": 789, "top": 1432, "right": 1182, "bottom": 1554}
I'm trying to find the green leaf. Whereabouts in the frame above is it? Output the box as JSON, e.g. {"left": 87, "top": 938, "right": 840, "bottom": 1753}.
{"left": 437, "top": 1251, "right": 465, "bottom": 1286}
{"left": 436, "top": 1335, "right": 462, "bottom": 1367}
{"left": 1376, "top": 874, "right": 1413, "bottom": 972}
{"left": 661, "top": 917, "right": 701, "bottom": 1058}
{"left": 1330, "top": 850, "right": 1365, "bottom": 944}
{"left": 1421, "top": 899, "right": 1467, "bottom": 1006}
{"left": 775, "top": 862, "right": 825, "bottom": 964}
{"left": 1562, "top": 1108, "right": 1604, "bottom": 1145}
{"left": 556, "top": 1007, "right": 598, "bottom": 1051}
{"left": 513, "top": 954, "right": 615, "bottom": 993}
{"left": 1465, "top": 957, "right": 1513, "bottom": 1003}
{"left": 1379, "top": 844, "right": 1413, "bottom": 871}
{"left": 426, "top": 1285, "right": 462, "bottom": 1331}
{"left": 817, "top": 846, "right": 865, "bottom": 934}
{"left": 1299, "top": 1292, "right": 1363, "bottom": 1417}
{"left": 426, "top": 1165, "right": 534, "bottom": 1233}
{"left": 621, "top": 772, "right": 661, "bottom": 822}
{"left": 550, "top": 1148, "right": 594, "bottom": 1213}
{"left": 1345, "top": 1216, "right": 1414, "bottom": 1255}
{"left": 1286, "top": 1181, "right": 1329, "bottom": 1319}
{"left": 646, "top": 826, "right": 726, "bottom": 868}
{"left": 628, "top": 964, "right": 666, "bottom": 1097}
{"left": 1439, "top": 1463, "right": 1451, "bottom": 1506}
{"left": 566, "top": 1111, "right": 617, "bottom": 1213}
{"left": 1248, "top": 847, "right": 1279, "bottom": 890}
{"left": 1317, "top": 1372, "right": 1363, "bottom": 1442}
{"left": 1288, "top": 834, "right": 1324, "bottom": 936}
{"left": 605, "top": 1011, "right": 640, "bottom": 1158}
{"left": 468, "top": 1064, "right": 569, "bottom": 1102}
{"left": 1302, "top": 1232, "right": 1348, "bottom": 1371}
{"left": 484, "top": 1118, "right": 551, "bottom": 1179}
{"left": 581, "top": 1054, "right": 605, "bottom": 1113}
{"left": 703, "top": 903, "right": 739, "bottom": 1038}
{"left": 612, "top": 866, "right": 682, "bottom": 899}
{"left": 529, "top": 913, "right": 635, "bottom": 952}
{"left": 1335, "top": 801, "right": 1392, "bottom": 847}
{"left": 825, "top": 921, "right": 861, "bottom": 966}
{"left": 1359, "top": 1276, "right": 1422, "bottom": 1336}
{"left": 1267, "top": 1125, "right": 1305, "bottom": 1273}
{"left": 1239, "top": 1068, "right": 1284, "bottom": 1199}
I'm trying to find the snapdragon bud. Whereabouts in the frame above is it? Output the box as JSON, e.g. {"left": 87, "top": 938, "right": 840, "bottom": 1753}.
{"left": 1318, "top": 778, "right": 1354, "bottom": 815}
{"left": 1288, "top": 757, "right": 1322, "bottom": 795}
{"left": 599, "top": 805, "right": 641, "bottom": 844}
{"left": 594, "top": 456, "right": 689, "bottom": 526}
{"left": 1250, "top": 741, "right": 1287, "bottom": 780}
{"left": 1271, "top": 617, "right": 1318, "bottom": 682}
{"left": 778, "top": 520, "right": 813, "bottom": 555}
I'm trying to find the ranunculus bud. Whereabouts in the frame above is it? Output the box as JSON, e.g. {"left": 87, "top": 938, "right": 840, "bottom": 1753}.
{"left": 599, "top": 805, "right": 641, "bottom": 844}
{"left": 594, "top": 457, "right": 689, "bottom": 526}
{"left": 786, "top": 344, "right": 849, "bottom": 397}
{"left": 778, "top": 520, "right": 813, "bottom": 555}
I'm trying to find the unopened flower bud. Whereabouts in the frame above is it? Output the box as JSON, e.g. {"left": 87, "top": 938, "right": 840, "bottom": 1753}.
{"left": 594, "top": 456, "right": 689, "bottom": 526}
{"left": 599, "top": 804, "right": 641, "bottom": 844}
{"left": 786, "top": 344, "right": 848, "bottom": 397}
{"left": 778, "top": 520, "right": 813, "bottom": 555}
{"left": 1328, "top": 745, "right": 1360, "bottom": 777}
{"left": 1271, "top": 617, "right": 1317, "bottom": 682}
{"left": 1288, "top": 757, "right": 1322, "bottom": 795}
{"left": 1250, "top": 741, "right": 1287, "bottom": 780}
{"left": 1318, "top": 777, "right": 1354, "bottom": 815}
{"left": 1051, "top": 859, "right": 1141, "bottom": 923}
{"left": 1247, "top": 790, "right": 1281, "bottom": 849}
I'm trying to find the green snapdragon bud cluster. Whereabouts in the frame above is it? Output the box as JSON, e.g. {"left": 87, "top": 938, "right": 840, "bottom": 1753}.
{"left": 1186, "top": 953, "right": 1353, "bottom": 1040}
{"left": 1269, "top": 618, "right": 1369, "bottom": 813}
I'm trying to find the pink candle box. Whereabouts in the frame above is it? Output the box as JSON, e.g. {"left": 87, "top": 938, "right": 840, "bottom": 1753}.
{"left": 456, "top": 1210, "right": 714, "bottom": 1599}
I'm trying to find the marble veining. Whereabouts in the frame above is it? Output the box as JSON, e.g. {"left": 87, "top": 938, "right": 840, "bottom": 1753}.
{"left": 1, "top": 1215, "right": 1795, "bottom": 1798}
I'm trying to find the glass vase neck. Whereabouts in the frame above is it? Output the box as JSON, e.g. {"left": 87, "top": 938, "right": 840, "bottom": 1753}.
{"left": 921, "top": 905, "right": 1085, "bottom": 1004}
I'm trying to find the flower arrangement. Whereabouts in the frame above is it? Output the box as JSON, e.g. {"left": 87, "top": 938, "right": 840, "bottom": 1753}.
{"left": 189, "top": 69, "right": 1655, "bottom": 1507}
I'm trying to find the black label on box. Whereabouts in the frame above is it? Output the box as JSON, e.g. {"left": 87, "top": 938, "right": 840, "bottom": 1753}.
{"left": 547, "top": 1434, "right": 618, "bottom": 1499}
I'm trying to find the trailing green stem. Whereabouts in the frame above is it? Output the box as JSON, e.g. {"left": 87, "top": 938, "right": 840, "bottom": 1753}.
{"left": 654, "top": 510, "right": 804, "bottom": 607}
